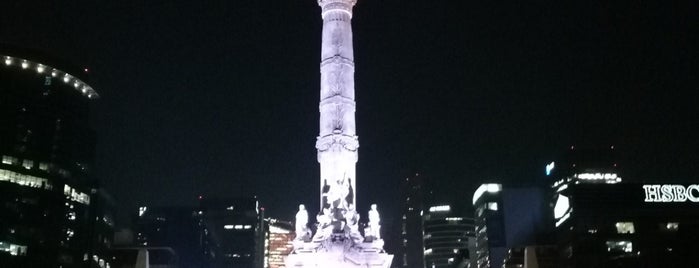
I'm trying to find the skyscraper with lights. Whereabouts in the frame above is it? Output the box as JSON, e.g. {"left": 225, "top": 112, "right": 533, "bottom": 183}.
{"left": 0, "top": 45, "right": 112, "bottom": 268}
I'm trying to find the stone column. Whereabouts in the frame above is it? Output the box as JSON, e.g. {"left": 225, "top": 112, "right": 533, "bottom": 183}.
{"left": 316, "top": 0, "right": 359, "bottom": 212}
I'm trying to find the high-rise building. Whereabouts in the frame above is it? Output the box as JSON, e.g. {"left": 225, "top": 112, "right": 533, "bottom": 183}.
{"left": 284, "top": 1, "right": 392, "bottom": 267}
{"left": 199, "top": 196, "right": 265, "bottom": 268}
{"left": 551, "top": 182, "right": 699, "bottom": 268}
{"left": 263, "top": 219, "right": 294, "bottom": 268}
{"left": 423, "top": 205, "right": 474, "bottom": 268}
{"left": 472, "top": 183, "right": 549, "bottom": 268}
{"left": 473, "top": 184, "right": 505, "bottom": 268}
{"left": 539, "top": 146, "right": 699, "bottom": 267}
{"left": 1, "top": 45, "right": 111, "bottom": 267}
{"left": 132, "top": 206, "right": 206, "bottom": 267}
{"left": 396, "top": 173, "right": 425, "bottom": 268}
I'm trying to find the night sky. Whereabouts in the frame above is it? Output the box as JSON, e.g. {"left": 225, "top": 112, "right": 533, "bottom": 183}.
{"left": 1, "top": 1, "right": 695, "bottom": 222}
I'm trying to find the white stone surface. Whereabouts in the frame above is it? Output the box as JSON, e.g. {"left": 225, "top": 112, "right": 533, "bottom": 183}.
{"left": 285, "top": 1, "right": 392, "bottom": 267}
{"left": 316, "top": 0, "right": 359, "bottom": 211}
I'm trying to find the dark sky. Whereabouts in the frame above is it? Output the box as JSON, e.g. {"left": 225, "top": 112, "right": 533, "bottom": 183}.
{"left": 1, "top": 1, "right": 696, "bottom": 221}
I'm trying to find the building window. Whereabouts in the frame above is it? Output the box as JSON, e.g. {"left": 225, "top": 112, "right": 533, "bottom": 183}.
{"left": 0, "top": 241, "right": 28, "bottom": 256}
{"left": 22, "top": 159, "right": 34, "bottom": 169}
{"left": 606, "top": 240, "right": 632, "bottom": 253}
{"left": 663, "top": 222, "right": 679, "bottom": 231}
{"left": 2, "top": 155, "right": 18, "bottom": 165}
{"left": 615, "top": 222, "right": 635, "bottom": 234}
{"left": 0, "top": 169, "right": 52, "bottom": 189}
{"left": 487, "top": 202, "right": 498, "bottom": 211}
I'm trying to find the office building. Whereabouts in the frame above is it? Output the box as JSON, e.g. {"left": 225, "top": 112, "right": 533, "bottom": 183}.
{"left": 423, "top": 204, "right": 474, "bottom": 268}
{"left": 199, "top": 196, "right": 265, "bottom": 268}
{"left": 551, "top": 182, "right": 699, "bottom": 267}
{"left": 264, "top": 219, "right": 293, "bottom": 268}
{"left": 395, "top": 173, "right": 425, "bottom": 268}
{"left": 545, "top": 145, "right": 699, "bottom": 267}
{"left": 472, "top": 184, "right": 505, "bottom": 268}
{"left": 1, "top": 45, "right": 111, "bottom": 267}
{"left": 472, "top": 183, "right": 548, "bottom": 268}
{"left": 133, "top": 206, "right": 206, "bottom": 267}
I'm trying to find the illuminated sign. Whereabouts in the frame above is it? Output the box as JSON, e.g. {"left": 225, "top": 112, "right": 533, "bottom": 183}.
{"left": 545, "top": 162, "right": 555, "bottom": 176}
{"left": 643, "top": 185, "right": 699, "bottom": 202}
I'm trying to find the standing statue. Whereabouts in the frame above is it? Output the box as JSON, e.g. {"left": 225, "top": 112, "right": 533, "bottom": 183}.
{"left": 368, "top": 204, "right": 381, "bottom": 239}
{"left": 295, "top": 204, "right": 309, "bottom": 240}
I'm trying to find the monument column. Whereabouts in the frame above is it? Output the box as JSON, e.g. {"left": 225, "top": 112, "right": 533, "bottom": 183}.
{"left": 315, "top": 0, "right": 359, "bottom": 212}
{"left": 285, "top": 2, "right": 393, "bottom": 266}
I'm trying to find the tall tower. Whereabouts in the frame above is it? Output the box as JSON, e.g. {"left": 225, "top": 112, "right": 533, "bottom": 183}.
{"left": 316, "top": 0, "right": 359, "bottom": 211}
{"left": 285, "top": 2, "right": 392, "bottom": 266}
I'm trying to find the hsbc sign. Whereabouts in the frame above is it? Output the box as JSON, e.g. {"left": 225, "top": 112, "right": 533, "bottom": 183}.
{"left": 643, "top": 185, "right": 699, "bottom": 202}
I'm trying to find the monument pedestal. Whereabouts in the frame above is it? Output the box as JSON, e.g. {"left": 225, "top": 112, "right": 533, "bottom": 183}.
{"left": 285, "top": 234, "right": 392, "bottom": 267}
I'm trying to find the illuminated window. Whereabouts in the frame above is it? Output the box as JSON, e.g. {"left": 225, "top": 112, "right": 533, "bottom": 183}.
{"left": 615, "top": 222, "right": 635, "bottom": 234}
{"left": 606, "top": 240, "right": 632, "bottom": 253}
{"left": 22, "top": 160, "right": 33, "bottom": 169}
{"left": 664, "top": 222, "right": 679, "bottom": 231}
{"left": 2, "top": 156, "right": 18, "bottom": 165}
{"left": 0, "top": 241, "right": 28, "bottom": 256}
{"left": 487, "top": 202, "right": 498, "bottom": 211}
{"left": 0, "top": 169, "right": 52, "bottom": 189}
{"left": 63, "top": 185, "right": 90, "bottom": 205}
{"left": 39, "top": 162, "right": 49, "bottom": 171}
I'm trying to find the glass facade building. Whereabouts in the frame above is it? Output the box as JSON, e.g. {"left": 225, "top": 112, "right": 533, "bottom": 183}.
{"left": 1, "top": 45, "right": 112, "bottom": 267}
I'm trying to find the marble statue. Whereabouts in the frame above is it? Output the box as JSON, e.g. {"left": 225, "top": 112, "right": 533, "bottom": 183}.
{"left": 368, "top": 204, "right": 381, "bottom": 239}
{"left": 295, "top": 204, "right": 309, "bottom": 240}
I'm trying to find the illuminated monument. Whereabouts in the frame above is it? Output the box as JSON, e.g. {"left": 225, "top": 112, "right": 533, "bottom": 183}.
{"left": 285, "top": 0, "right": 392, "bottom": 267}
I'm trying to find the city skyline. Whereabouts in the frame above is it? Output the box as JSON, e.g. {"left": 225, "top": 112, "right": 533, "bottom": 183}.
{"left": 1, "top": 0, "right": 695, "bottom": 221}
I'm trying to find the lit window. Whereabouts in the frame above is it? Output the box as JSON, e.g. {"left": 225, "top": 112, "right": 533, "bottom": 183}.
{"left": 664, "top": 222, "right": 679, "bottom": 231}
{"left": 606, "top": 240, "right": 632, "bottom": 253}
{"left": 0, "top": 241, "right": 28, "bottom": 256}
{"left": 0, "top": 168, "right": 52, "bottom": 190}
{"left": 2, "top": 155, "right": 18, "bottom": 165}
{"left": 39, "top": 162, "right": 49, "bottom": 171}
{"left": 22, "top": 159, "right": 34, "bottom": 169}
{"left": 615, "top": 222, "right": 635, "bottom": 234}
{"left": 487, "top": 202, "right": 498, "bottom": 211}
